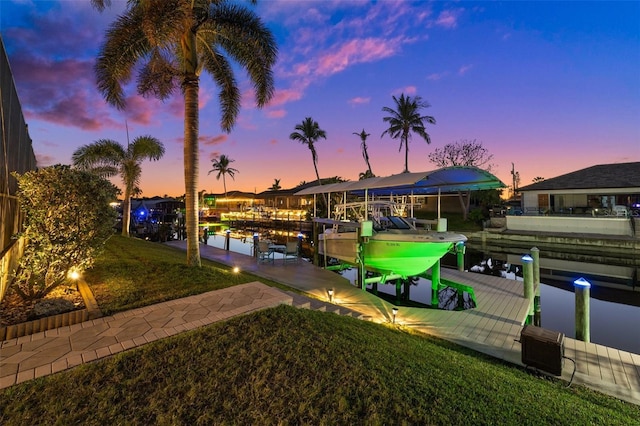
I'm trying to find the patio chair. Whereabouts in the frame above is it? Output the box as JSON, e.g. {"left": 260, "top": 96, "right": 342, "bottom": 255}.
{"left": 283, "top": 241, "right": 299, "bottom": 264}
{"left": 257, "top": 241, "right": 274, "bottom": 264}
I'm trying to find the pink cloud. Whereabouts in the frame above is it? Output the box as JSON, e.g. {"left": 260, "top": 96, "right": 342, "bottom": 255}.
{"left": 35, "top": 153, "right": 57, "bottom": 167}
{"left": 392, "top": 86, "right": 417, "bottom": 96}
{"left": 427, "top": 72, "right": 449, "bottom": 81}
{"left": 201, "top": 134, "right": 228, "bottom": 146}
{"left": 435, "top": 9, "right": 464, "bottom": 29}
{"left": 458, "top": 64, "right": 474, "bottom": 75}
{"left": 268, "top": 88, "right": 304, "bottom": 107}
{"left": 266, "top": 109, "right": 287, "bottom": 119}
{"left": 269, "top": 139, "right": 278, "bottom": 145}
{"left": 348, "top": 97, "right": 371, "bottom": 105}
{"left": 316, "top": 37, "right": 400, "bottom": 76}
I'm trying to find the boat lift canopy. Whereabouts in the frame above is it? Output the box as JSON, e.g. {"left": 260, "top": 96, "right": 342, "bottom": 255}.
{"left": 294, "top": 166, "right": 506, "bottom": 196}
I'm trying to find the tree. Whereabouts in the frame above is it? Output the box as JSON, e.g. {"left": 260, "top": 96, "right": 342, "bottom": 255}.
{"left": 353, "top": 129, "right": 373, "bottom": 176}
{"left": 381, "top": 93, "right": 436, "bottom": 173}
{"left": 72, "top": 136, "right": 164, "bottom": 237}
{"left": 92, "top": 0, "right": 277, "bottom": 266}
{"left": 532, "top": 176, "right": 545, "bottom": 183}
{"left": 270, "top": 179, "right": 281, "bottom": 191}
{"left": 359, "top": 170, "right": 375, "bottom": 180}
{"left": 208, "top": 154, "right": 238, "bottom": 200}
{"left": 290, "top": 117, "right": 327, "bottom": 187}
{"left": 428, "top": 139, "right": 495, "bottom": 220}
{"left": 11, "top": 165, "right": 118, "bottom": 301}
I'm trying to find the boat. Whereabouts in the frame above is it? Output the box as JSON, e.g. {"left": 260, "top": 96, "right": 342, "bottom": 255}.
{"left": 317, "top": 201, "right": 467, "bottom": 278}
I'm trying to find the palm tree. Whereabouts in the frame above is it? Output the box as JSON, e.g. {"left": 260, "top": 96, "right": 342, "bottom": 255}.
{"left": 381, "top": 93, "right": 436, "bottom": 173}
{"left": 208, "top": 154, "right": 238, "bottom": 200}
{"left": 72, "top": 136, "right": 165, "bottom": 237}
{"left": 353, "top": 129, "right": 373, "bottom": 176}
{"left": 91, "top": 0, "right": 277, "bottom": 267}
{"left": 270, "top": 178, "right": 281, "bottom": 191}
{"left": 290, "top": 117, "right": 327, "bottom": 187}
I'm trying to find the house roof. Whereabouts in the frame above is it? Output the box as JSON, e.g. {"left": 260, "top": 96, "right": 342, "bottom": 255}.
{"left": 294, "top": 166, "right": 506, "bottom": 196}
{"left": 519, "top": 162, "right": 640, "bottom": 192}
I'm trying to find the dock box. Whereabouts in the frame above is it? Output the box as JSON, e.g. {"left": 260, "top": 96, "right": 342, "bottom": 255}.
{"left": 520, "top": 325, "right": 565, "bottom": 376}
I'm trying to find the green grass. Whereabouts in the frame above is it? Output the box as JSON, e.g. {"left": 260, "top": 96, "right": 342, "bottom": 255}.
{"left": 85, "top": 235, "right": 286, "bottom": 315}
{"left": 1, "top": 236, "right": 638, "bottom": 424}
{"left": 1, "top": 306, "right": 637, "bottom": 425}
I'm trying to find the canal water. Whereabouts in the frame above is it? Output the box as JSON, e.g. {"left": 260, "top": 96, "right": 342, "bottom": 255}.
{"left": 205, "top": 232, "right": 640, "bottom": 355}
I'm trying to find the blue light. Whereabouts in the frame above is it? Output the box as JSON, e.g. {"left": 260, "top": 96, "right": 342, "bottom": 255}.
{"left": 521, "top": 254, "right": 533, "bottom": 263}
{"left": 574, "top": 277, "right": 591, "bottom": 288}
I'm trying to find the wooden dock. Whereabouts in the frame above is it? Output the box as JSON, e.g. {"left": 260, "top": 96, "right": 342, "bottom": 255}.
{"left": 168, "top": 241, "right": 640, "bottom": 405}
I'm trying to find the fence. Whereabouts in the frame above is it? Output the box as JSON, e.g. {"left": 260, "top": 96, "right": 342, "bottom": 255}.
{"left": 1, "top": 36, "right": 37, "bottom": 301}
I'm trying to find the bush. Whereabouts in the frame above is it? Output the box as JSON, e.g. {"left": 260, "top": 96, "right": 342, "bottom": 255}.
{"left": 11, "top": 165, "right": 119, "bottom": 300}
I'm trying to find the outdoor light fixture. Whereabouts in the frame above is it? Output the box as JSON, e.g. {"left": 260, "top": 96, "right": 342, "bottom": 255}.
{"left": 328, "top": 288, "right": 334, "bottom": 302}
{"left": 68, "top": 270, "right": 80, "bottom": 281}
{"left": 521, "top": 254, "right": 533, "bottom": 263}
{"left": 573, "top": 277, "right": 591, "bottom": 288}
{"left": 392, "top": 307, "right": 398, "bottom": 324}
{"left": 233, "top": 266, "right": 240, "bottom": 274}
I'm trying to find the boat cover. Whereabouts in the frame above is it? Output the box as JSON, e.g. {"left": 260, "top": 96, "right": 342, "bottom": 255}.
{"left": 294, "top": 166, "right": 506, "bottom": 196}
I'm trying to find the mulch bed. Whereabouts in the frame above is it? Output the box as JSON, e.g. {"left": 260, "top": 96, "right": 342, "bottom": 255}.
{"left": 0, "top": 286, "right": 85, "bottom": 327}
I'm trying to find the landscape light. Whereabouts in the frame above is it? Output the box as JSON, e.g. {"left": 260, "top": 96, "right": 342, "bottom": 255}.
{"left": 392, "top": 307, "right": 398, "bottom": 324}
{"left": 233, "top": 266, "right": 240, "bottom": 274}
{"left": 328, "top": 288, "right": 334, "bottom": 302}
{"left": 521, "top": 254, "right": 533, "bottom": 263}
{"left": 68, "top": 269, "right": 80, "bottom": 280}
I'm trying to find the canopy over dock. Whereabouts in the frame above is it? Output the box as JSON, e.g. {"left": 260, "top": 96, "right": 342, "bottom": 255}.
{"left": 294, "top": 166, "right": 506, "bottom": 196}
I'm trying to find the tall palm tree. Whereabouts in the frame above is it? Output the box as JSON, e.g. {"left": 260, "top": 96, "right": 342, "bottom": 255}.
{"left": 290, "top": 117, "right": 327, "bottom": 187}
{"left": 72, "top": 136, "right": 165, "bottom": 237}
{"left": 91, "top": 0, "right": 277, "bottom": 267}
{"left": 353, "top": 129, "right": 373, "bottom": 176}
{"left": 381, "top": 93, "right": 436, "bottom": 173}
{"left": 208, "top": 154, "right": 238, "bottom": 200}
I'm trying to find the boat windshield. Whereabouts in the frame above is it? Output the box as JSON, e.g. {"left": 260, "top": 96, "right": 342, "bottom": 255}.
{"left": 386, "top": 216, "right": 411, "bottom": 229}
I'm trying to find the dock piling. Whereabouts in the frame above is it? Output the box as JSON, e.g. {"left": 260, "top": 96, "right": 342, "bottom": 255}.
{"left": 522, "top": 254, "right": 534, "bottom": 324}
{"left": 531, "top": 247, "right": 541, "bottom": 326}
{"left": 574, "top": 277, "right": 591, "bottom": 342}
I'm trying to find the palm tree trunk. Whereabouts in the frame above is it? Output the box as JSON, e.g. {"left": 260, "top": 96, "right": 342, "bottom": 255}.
{"left": 403, "top": 135, "right": 409, "bottom": 173}
{"left": 121, "top": 186, "right": 132, "bottom": 237}
{"left": 182, "top": 31, "right": 201, "bottom": 267}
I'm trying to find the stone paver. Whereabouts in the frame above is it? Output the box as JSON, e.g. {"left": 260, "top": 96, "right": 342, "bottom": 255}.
{"left": 0, "top": 282, "right": 292, "bottom": 389}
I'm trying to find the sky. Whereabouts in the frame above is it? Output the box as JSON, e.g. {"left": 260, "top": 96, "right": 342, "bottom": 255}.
{"left": 1, "top": 1, "right": 639, "bottom": 198}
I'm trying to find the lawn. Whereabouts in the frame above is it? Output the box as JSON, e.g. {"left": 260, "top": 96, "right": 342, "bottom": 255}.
{"left": 1, "top": 236, "right": 638, "bottom": 424}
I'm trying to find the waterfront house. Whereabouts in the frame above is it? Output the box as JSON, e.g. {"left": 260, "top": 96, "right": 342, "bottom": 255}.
{"left": 501, "top": 162, "right": 640, "bottom": 237}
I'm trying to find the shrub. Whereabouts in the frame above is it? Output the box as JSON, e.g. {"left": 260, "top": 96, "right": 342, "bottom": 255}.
{"left": 11, "top": 165, "right": 119, "bottom": 300}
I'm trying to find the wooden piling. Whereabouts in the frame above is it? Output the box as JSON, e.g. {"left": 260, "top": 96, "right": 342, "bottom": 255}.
{"left": 574, "top": 278, "right": 591, "bottom": 342}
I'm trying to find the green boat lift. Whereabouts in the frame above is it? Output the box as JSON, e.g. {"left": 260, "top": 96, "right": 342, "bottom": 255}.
{"left": 295, "top": 166, "right": 507, "bottom": 310}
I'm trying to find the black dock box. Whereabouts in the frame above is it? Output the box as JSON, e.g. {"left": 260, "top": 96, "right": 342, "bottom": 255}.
{"left": 520, "top": 325, "right": 565, "bottom": 376}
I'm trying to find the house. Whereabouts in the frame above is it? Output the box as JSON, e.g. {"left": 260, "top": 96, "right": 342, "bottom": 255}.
{"left": 518, "top": 162, "right": 640, "bottom": 216}
{"left": 504, "top": 162, "right": 640, "bottom": 237}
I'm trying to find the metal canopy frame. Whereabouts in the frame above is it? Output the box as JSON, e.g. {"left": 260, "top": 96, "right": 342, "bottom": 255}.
{"left": 294, "top": 166, "right": 506, "bottom": 196}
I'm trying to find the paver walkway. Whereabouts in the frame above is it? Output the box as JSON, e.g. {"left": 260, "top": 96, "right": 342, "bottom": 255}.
{"left": 0, "top": 283, "right": 290, "bottom": 389}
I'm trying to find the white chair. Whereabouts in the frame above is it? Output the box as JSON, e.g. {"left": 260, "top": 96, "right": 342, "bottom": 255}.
{"left": 257, "top": 241, "right": 274, "bottom": 264}
{"left": 283, "top": 241, "right": 299, "bottom": 264}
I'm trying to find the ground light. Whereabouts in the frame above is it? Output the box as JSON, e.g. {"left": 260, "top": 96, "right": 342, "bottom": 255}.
{"left": 233, "top": 266, "right": 240, "bottom": 274}
{"left": 392, "top": 307, "right": 398, "bottom": 324}
{"left": 328, "top": 288, "right": 334, "bottom": 302}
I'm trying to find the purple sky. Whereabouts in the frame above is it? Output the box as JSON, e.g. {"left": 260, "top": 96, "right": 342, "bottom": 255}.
{"left": 2, "top": 1, "right": 639, "bottom": 197}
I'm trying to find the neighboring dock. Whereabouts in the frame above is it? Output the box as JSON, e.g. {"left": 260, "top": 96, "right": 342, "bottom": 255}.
{"left": 169, "top": 241, "right": 640, "bottom": 405}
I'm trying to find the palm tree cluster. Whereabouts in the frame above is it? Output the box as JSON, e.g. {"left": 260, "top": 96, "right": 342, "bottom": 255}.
{"left": 290, "top": 93, "right": 435, "bottom": 189}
